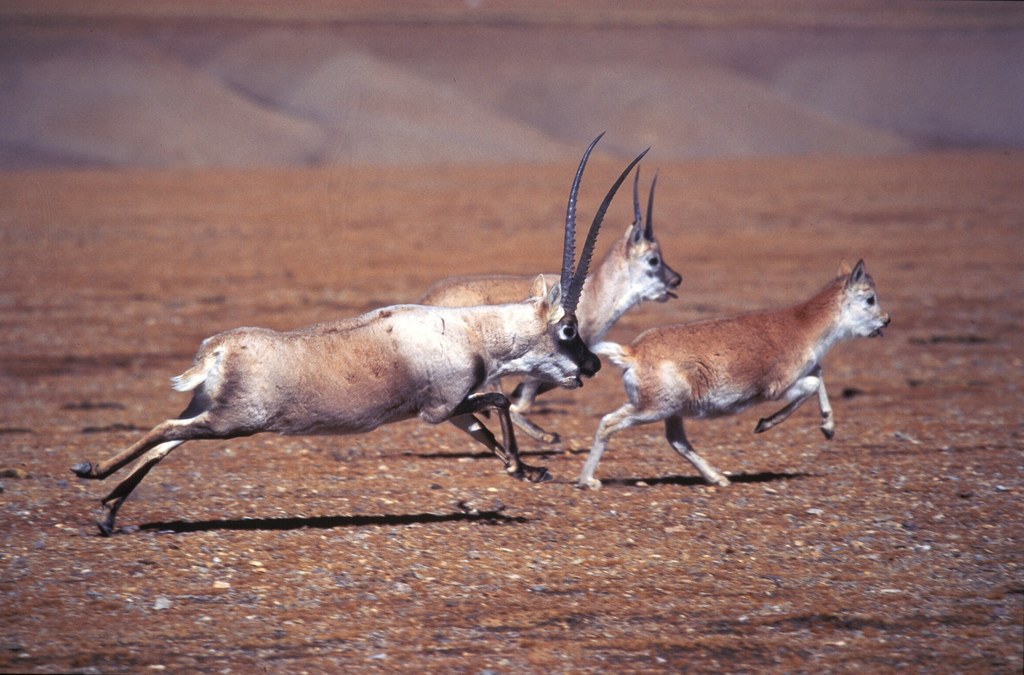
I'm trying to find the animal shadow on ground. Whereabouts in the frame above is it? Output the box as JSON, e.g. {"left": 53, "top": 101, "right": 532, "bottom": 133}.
{"left": 128, "top": 508, "right": 527, "bottom": 536}
{"left": 600, "top": 471, "right": 813, "bottom": 488}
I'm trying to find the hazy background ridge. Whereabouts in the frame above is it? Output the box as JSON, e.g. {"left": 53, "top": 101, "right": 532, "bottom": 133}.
{"left": 1, "top": 1, "right": 1022, "bottom": 169}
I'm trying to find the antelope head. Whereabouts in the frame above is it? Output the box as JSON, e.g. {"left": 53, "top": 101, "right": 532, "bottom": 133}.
{"left": 837, "top": 259, "right": 891, "bottom": 339}
{"left": 543, "top": 133, "right": 650, "bottom": 387}
{"left": 624, "top": 169, "right": 682, "bottom": 303}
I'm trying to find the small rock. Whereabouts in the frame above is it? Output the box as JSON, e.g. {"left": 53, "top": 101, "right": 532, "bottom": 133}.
{"left": 0, "top": 468, "right": 28, "bottom": 479}
{"left": 212, "top": 580, "right": 231, "bottom": 589}
{"left": 153, "top": 596, "right": 172, "bottom": 610}
{"left": 806, "top": 508, "right": 824, "bottom": 516}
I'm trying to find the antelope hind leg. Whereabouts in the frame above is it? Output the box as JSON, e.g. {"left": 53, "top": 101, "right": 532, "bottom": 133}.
{"left": 96, "top": 440, "right": 184, "bottom": 536}
{"left": 71, "top": 401, "right": 209, "bottom": 479}
{"left": 449, "top": 393, "right": 551, "bottom": 483}
{"left": 665, "top": 415, "right": 730, "bottom": 487}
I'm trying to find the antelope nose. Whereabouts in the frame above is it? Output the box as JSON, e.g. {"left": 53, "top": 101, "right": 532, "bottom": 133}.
{"left": 583, "top": 353, "right": 601, "bottom": 377}
{"left": 883, "top": 314, "right": 891, "bottom": 326}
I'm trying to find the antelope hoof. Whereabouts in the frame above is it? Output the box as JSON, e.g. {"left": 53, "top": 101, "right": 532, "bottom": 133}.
{"left": 709, "top": 474, "right": 731, "bottom": 488}
{"left": 96, "top": 512, "right": 116, "bottom": 537}
{"left": 576, "top": 477, "right": 602, "bottom": 490}
{"left": 514, "top": 463, "right": 552, "bottom": 483}
{"left": 71, "top": 462, "right": 97, "bottom": 479}
{"left": 541, "top": 431, "right": 561, "bottom": 445}
{"left": 96, "top": 502, "right": 119, "bottom": 537}
{"left": 753, "top": 419, "right": 770, "bottom": 434}
{"left": 821, "top": 425, "right": 835, "bottom": 440}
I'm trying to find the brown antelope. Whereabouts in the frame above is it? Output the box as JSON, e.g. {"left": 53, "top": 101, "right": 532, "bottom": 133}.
{"left": 577, "top": 260, "right": 890, "bottom": 489}
{"left": 71, "top": 134, "right": 648, "bottom": 535}
{"left": 419, "top": 169, "right": 682, "bottom": 443}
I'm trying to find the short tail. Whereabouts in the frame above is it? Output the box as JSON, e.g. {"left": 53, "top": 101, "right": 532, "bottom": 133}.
{"left": 170, "top": 345, "right": 220, "bottom": 392}
{"left": 592, "top": 341, "right": 634, "bottom": 370}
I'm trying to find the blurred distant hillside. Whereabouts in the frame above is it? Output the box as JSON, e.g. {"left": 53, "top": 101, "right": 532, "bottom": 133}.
{"left": 1, "top": 1, "right": 1021, "bottom": 168}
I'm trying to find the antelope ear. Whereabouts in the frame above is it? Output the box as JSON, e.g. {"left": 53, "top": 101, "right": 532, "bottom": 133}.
{"left": 627, "top": 222, "right": 644, "bottom": 246}
{"left": 541, "top": 281, "right": 565, "bottom": 323}
{"left": 530, "top": 274, "right": 548, "bottom": 299}
{"left": 845, "top": 259, "right": 867, "bottom": 288}
{"left": 837, "top": 259, "right": 853, "bottom": 277}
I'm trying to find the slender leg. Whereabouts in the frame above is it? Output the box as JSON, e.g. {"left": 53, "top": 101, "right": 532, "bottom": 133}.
{"left": 509, "top": 410, "right": 560, "bottom": 445}
{"left": 577, "top": 403, "right": 654, "bottom": 489}
{"left": 96, "top": 440, "right": 184, "bottom": 536}
{"left": 510, "top": 379, "right": 556, "bottom": 414}
{"left": 509, "top": 379, "right": 561, "bottom": 445}
{"left": 816, "top": 373, "right": 835, "bottom": 439}
{"left": 753, "top": 368, "right": 822, "bottom": 435}
{"left": 665, "top": 415, "right": 730, "bottom": 487}
{"left": 449, "top": 392, "right": 551, "bottom": 483}
{"left": 71, "top": 399, "right": 213, "bottom": 535}
{"left": 71, "top": 398, "right": 210, "bottom": 479}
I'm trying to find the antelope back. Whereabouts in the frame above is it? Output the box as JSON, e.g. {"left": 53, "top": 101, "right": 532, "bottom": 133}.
{"left": 418, "top": 275, "right": 538, "bottom": 307}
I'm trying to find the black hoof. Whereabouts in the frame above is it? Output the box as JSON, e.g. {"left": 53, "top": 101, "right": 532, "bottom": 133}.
{"left": 754, "top": 420, "right": 768, "bottom": 434}
{"left": 521, "top": 464, "right": 553, "bottom": 484}
{"left": 96, "top": 520, "right": 115, "bottom": 537}
{"left": 71, "top": 462, "right": 95, "bottom": 478}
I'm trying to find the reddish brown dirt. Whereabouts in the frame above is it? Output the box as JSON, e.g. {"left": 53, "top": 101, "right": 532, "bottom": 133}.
{"left": 1, "top": 153, "right": 1022, "bottom": 672}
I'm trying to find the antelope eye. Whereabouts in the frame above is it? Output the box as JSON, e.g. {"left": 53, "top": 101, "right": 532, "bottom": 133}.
{"left": 866, "top": 295, "right": 876, "bottom": 306}
{"left": 559, "top": 324, "right": 577, "bottom": 341}
{"left": 647, "top": 255, "right": 660, "bottom": 268}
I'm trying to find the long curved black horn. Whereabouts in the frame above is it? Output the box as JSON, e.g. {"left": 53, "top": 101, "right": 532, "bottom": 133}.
{"left": 561, "top": 132, "right": 605, "bottom": 301}
{"left": 644, "top": 170, "right": 659, "bottom": 241}
{"left": 632, "top": 165, "right": 642, "bottom": 226}
{"left": 564, "top": 147, "right": 650, "bottom": 315}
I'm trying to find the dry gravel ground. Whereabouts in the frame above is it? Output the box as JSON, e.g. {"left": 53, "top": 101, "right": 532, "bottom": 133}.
{"left": 1, "top": 152, "right": 1022, "bottom": 672}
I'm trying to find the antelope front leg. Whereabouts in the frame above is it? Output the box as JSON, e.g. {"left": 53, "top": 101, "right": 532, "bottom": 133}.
{"left": 509, "top": 410, "right": 560, "bottom": 445}
{"left": 577, "top": 403, "right": 649, "bottom": 489}
{"left": 509, "top": 380, "right": 561, "bottom": 445}
{"left": 816, "top": 373, "right": 835, "bottom": 439}
{"left": 754, "top": 369, "right": 823, "bottom": 435}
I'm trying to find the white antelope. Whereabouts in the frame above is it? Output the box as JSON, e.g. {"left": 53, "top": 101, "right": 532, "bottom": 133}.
{"left": 419, "top": 169, "right": 682, "bottom": 443}
{"left": 577, "top": 260, "right": 890, "bottom": 489}
{"left": 71, "top": 134, "right": 648, "bottom": 535}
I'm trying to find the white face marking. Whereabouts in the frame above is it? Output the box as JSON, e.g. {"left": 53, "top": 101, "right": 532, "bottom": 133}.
{"left": 627, "top": 235, "right": 678, "bottom": 303}
{"left": 839, "top": 279, "right": 889, "bottom": 339}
